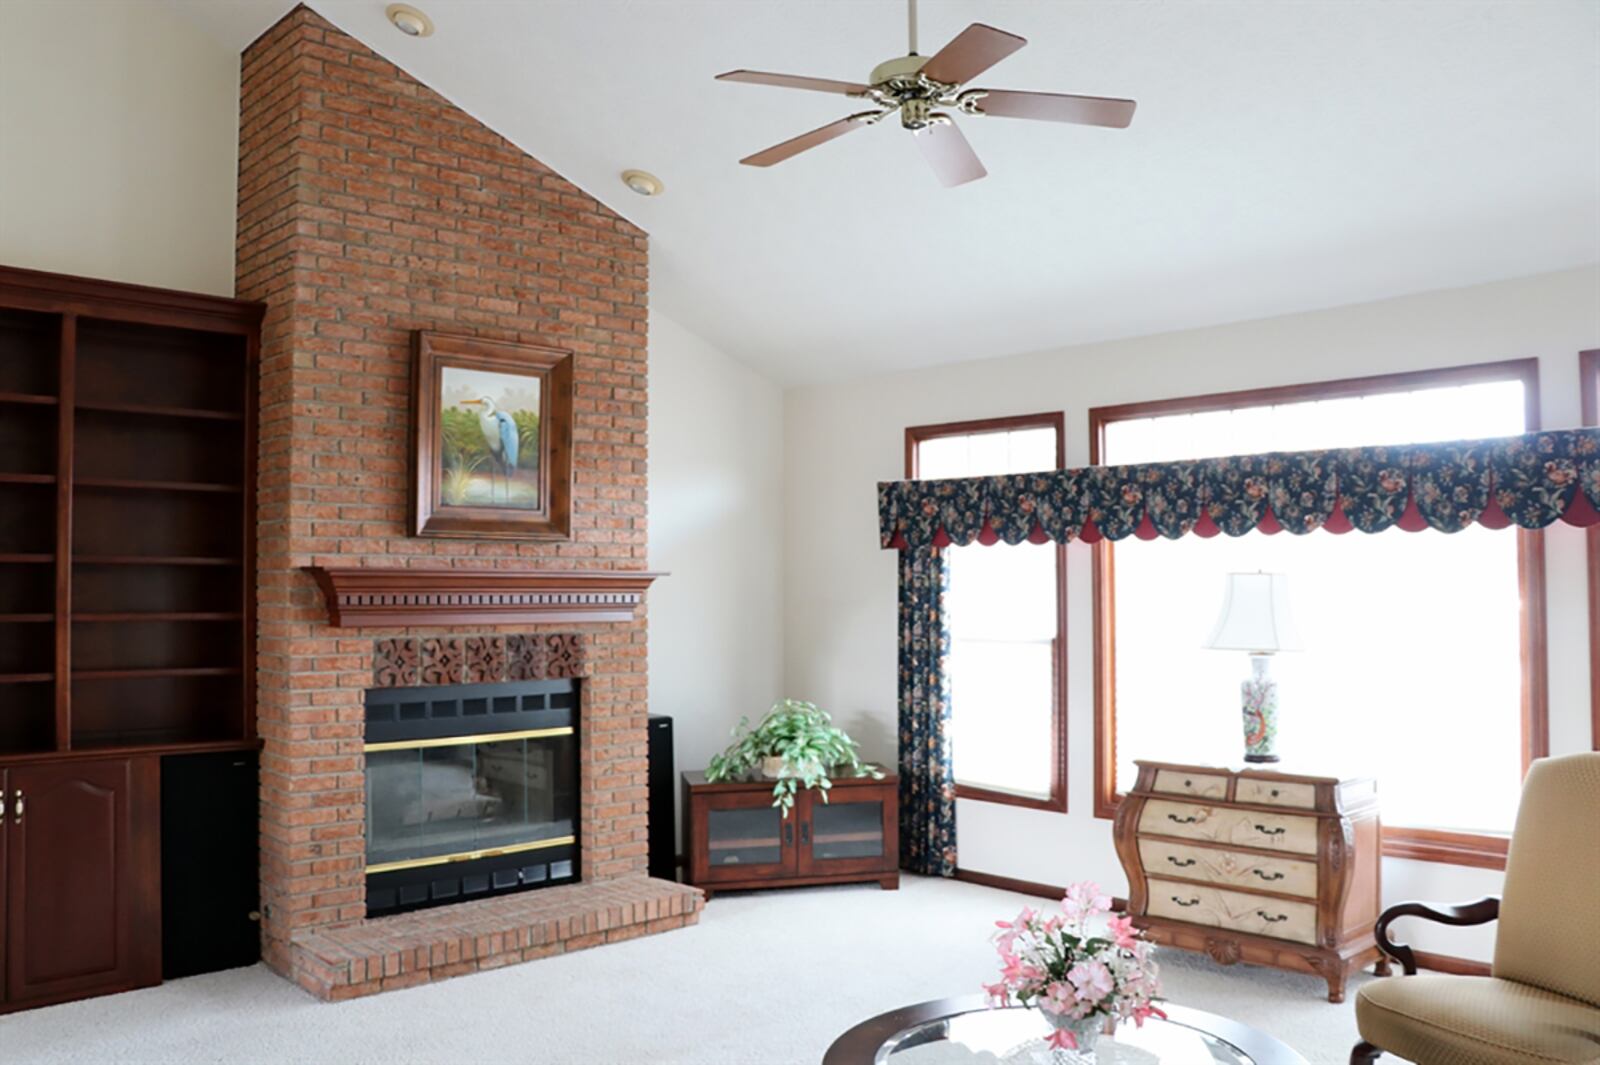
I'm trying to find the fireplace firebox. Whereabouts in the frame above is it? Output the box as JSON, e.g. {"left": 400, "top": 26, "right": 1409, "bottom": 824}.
{"left": 364, "top": 679, "right": 579, "bottom": 916}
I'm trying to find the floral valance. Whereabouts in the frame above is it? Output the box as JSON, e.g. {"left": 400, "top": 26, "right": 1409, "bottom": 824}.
{"left": 879, "top": 428, "right": 1600, "bottom": 550}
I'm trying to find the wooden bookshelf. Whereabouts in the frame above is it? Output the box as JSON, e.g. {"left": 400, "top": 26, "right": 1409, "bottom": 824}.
{"left": 0, "top": 266, "right": 261, "bottom": 758}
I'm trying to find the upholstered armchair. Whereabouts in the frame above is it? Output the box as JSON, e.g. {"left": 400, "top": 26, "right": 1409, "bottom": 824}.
{"left": 1350, "top": 751, "right": 1600, "bottom": 1065}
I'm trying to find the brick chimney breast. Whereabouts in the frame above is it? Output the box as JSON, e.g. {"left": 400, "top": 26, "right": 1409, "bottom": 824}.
{"left": 236, "top": 6, "right": 694, "bottom": 999}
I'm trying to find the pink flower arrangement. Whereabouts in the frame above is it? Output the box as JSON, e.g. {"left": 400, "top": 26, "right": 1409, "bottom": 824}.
{"left": 985, "top": 882, "right": 1164, "bottom": 1050}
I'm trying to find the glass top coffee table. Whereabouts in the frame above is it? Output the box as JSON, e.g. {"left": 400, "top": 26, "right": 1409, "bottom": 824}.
{"left": 823, "top": 995, "right": 1309, "bottom": 1065}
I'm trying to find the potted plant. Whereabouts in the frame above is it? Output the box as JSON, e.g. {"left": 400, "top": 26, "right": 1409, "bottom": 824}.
{"left": 705, "top": 699, "right": 883, "bottom": 816}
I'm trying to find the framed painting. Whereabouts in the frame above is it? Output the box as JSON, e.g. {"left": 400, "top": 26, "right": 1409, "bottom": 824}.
{"left": 411, "top": 331, "right": 574, "bottom": 540}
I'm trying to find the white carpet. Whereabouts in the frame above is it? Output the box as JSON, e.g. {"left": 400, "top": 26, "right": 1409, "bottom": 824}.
{"left": 0, "top": 876, "right": 1378, "bottom": 1065}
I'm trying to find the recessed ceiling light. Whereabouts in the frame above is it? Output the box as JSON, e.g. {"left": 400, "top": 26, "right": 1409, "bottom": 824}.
{"left": 386, "top": 4, "right": 434, "bottom": 37}
{"left": 621, "top": 170, "right": 664, "bottom": 197}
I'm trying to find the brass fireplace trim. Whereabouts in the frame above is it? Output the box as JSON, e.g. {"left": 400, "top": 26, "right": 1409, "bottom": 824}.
{"left": 363, "top": 726, "right": 573, "bottom": 753}
{"left": 365, "top": 834, "right": 577, "bottom": 875}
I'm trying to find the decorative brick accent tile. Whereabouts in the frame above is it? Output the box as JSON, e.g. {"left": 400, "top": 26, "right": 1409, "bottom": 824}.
{"left": 505, "top": 634, "right": 546, "bottom": 681}
{"left": 373, "top": 638, "right": 420, "bottom": 688}
{"left": 419, "top": 637, "right": 465, "bottom": 685}
{"left": 463, "top": 635, "right": 506, "bottom": 684}
{"left": 544, "top": 633, "right": 588, "bottom": 678}
{"left": 238, "top": 5, "right": 655, "bottom": 988}
{"left": 290, "top": 877, "right": 703, "bottom": 1001}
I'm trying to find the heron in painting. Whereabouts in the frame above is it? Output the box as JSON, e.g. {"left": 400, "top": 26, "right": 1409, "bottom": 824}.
{"left": 463, "top": 395, "right": 518, "bottom": 502}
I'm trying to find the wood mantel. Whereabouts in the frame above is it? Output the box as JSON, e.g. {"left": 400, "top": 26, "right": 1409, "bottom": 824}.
{"left": 305, "top": 567, "right": 665, "bottom": 627}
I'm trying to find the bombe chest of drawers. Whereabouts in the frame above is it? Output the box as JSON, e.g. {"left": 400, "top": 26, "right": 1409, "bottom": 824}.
{"left": 1112, "top": 759, "right": 1386, "bottom": 1002}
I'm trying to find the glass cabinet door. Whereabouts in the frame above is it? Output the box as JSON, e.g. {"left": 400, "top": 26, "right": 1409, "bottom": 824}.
{"left": 799, "top": 787, "right": 893, "bottom": 875}
{"left": 694, "top": 791, "right": 796, "bottom": 882}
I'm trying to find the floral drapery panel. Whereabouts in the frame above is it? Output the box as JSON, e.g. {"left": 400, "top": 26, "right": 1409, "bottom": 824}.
{"left": 898, "top": 547, "right": 957, "bottom": 877}
{"left": 879, "top": 428, "right": 1600, "bottom": 550}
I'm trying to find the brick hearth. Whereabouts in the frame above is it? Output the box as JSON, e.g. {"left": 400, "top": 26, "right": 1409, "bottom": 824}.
{"left": 235, "top": 5, "right": 681, "bottom": 997}
{"left": 294, "top": 879, "right": 703, "bottom": 1000}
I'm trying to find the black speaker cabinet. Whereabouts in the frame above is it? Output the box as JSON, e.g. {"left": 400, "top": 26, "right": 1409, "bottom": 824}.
{"left": 647, "top": 715, "right": 676, "bottom": 881}
{"left": 161, "top": 750, "right": 261, "bottom": 979}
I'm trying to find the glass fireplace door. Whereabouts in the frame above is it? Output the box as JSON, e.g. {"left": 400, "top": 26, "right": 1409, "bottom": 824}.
{"left": 365, "top": 728, "right": 576, "bottom": 872}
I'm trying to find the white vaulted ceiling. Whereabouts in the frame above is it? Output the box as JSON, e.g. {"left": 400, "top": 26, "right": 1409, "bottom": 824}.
{"left": 172, "top": 0, "right": 1600, "bottom": 385}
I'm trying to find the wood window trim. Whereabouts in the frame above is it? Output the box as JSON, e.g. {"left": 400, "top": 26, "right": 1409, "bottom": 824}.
{"left": 1584, "top": 349, "right": 1600, "bottom": 751}
{"left": 1089, "top": 359, "right": 1549, "bottom": 873}
{"left": 905, "top": 411, "right": 1070, "bottom": 814}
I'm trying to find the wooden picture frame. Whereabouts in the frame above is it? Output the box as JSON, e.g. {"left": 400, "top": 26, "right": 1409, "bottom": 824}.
{"left": 411, "top": 331, "right": 574, "bottom": 540}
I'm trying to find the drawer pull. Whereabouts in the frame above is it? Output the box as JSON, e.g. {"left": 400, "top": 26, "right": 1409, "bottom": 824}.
{"left": 1166, "top": 857, "right": 1197, "bottom": 868}
{"left": 1170, "top": 895, "right": 1201, "bottom": 908}
{"left": 1253, "top": 824, "right": 1286, "bottom": 836}
{"left": 1257, "top": 911, "right": 1289, "bottom": 923}
{"left": 1167, "top": 813, "right": 1202, "bottom": 825}
{"left": 1252, "top": 869, "right": 1285, "bottom": 882}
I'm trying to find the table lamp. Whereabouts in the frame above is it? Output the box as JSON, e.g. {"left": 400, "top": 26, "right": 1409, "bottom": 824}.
{"left": 1204, "top": 572, "right": 1302, "bottom": 763}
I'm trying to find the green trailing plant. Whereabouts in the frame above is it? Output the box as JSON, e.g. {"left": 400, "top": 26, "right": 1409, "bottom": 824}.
{"left": 705, "top": 699, "right": 884, "bottom": 816}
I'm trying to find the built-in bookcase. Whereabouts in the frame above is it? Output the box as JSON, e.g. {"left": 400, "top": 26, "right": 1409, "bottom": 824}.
{"left": 0, "top": 267, "right": 261, "bottom": 757}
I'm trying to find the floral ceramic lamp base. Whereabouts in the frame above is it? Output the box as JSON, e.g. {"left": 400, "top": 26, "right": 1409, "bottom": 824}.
{"left": 1240, "top": 653, "right": 1279, "bottom": 763}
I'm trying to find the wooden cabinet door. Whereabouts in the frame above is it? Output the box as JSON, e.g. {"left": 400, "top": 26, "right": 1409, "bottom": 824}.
{"left": 688, "top": 789, "right": 798, "bottom": 884}
{"left": 0, "top": 768, "right": 7, "bottom": 1005}
{"left": 797, "top": 783, "right": 897, "bottom": 877}
{"left": 5, "top": 757, "right": 160, "bottom": 1008}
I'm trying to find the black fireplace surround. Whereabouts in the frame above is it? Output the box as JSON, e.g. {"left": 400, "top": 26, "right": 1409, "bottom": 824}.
{"left": 364, "top": 679, "right": 580, "bottom": 917}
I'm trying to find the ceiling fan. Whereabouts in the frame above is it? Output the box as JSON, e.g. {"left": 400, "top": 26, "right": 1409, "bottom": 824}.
{"left": 716, "top": 0, "right": 1136, "bottom": 187}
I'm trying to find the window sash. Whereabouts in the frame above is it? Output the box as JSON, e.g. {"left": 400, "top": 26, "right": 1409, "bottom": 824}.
{"left": 1089, "top": 360, "right": 1545, "bottom": 870}
{"left": 907, "top": 413, "right": 1068, "bottom": 813}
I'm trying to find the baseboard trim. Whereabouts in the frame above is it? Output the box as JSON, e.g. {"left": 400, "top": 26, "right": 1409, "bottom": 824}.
{"left": 952, "top": 868, "right": 1127, "bottom": 912}
{"left": 1412, "top": 950, "right": 1491, "bottom": 976}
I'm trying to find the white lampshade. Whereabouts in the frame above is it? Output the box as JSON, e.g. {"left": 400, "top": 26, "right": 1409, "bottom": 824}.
{"left": 1204, "top": 572, "right": 1303, "bottom": 653}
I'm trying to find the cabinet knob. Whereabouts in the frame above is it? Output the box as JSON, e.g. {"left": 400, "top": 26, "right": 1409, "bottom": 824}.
{"left": 12, "top": 789, "right": 22, "bottom": 824}
{"left": 248, "top": 911, "right": 262, "bottom": 922}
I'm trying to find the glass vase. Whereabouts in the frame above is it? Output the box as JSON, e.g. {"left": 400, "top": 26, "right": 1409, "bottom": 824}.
{"left": 1043, "top": 1013, "right": 1105, "bottom": 1064}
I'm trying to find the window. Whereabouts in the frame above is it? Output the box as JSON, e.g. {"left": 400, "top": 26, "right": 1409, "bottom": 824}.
{"left": 1092, "top": 362, "right": 1546, "bottom": 867}
{"left": 1584, "top": 349, "right": 1600, "bottom": 750}
{"left": 907, "top": 414, "right": 1068, "bottom": 810}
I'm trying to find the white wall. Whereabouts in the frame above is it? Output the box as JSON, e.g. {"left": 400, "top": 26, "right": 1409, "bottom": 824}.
{"left": 648, "top": 310, "right": 787, "bottom": 844}
{"left": 783, "top": 266, "right": 1600, "bottom": 963}
{"left": 0, "top": 1, "right": 240, "bottom": 294}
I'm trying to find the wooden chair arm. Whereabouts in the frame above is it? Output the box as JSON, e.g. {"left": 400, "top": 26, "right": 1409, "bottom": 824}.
{"left": 1374, "top": 897, "right": 1501, "bottom": 975}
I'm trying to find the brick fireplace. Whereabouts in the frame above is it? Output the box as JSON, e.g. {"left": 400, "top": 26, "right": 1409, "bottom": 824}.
{"left": 235, "top": 6, "right": 700, "bottom": 999}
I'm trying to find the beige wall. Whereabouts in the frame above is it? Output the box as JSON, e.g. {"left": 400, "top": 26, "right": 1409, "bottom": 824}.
{"left": 0, "top": 1, "right": 239, "bottom": 294}
{"left": 783, "top": 266, "right": 1600, "bottom": 962}
{"left": 648, "top": 309, "right": 787, "bottom": 843}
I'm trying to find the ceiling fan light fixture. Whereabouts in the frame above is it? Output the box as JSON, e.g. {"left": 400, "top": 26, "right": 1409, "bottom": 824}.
{"left": 385, "top": 4, "right": 434, "bottom": 38}
{"left": 715, "top": 0, "right": 1136, "bottom": 185}
{"left": 621, "top": 170, "right": 664, "bottom": 197}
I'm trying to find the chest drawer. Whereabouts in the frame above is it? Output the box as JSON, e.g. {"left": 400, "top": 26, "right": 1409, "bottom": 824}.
{"left": 1146, "top": 878, "right": 1319, "bottom": 946}
{"left": 1138, "top": 799, "right": 1320, "bottom": 855}
{"left": 1152, "top": 770, "right": 1229, "bottom": 800}
{"left": 1236, "top": 778, "right": 1318, "bottom": 810}
{"left": 1138, "top": 838, "right": 1317, "bottom": 899}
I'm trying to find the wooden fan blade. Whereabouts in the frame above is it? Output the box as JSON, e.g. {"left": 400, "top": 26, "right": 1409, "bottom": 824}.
{"left": 920, "top": 24, "right": 1027, "bottom": 86}
{"left": 915, "top": 121, "right": 987, "bottom": 187}
{"left": 969, "top": 89, "right": 1137, "bottom": 129}
{"left": 740, "top": 115, "right": 873, "bottom": 167}
{"left": 716, "top": 70, "right": 871, "bottom": 96}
